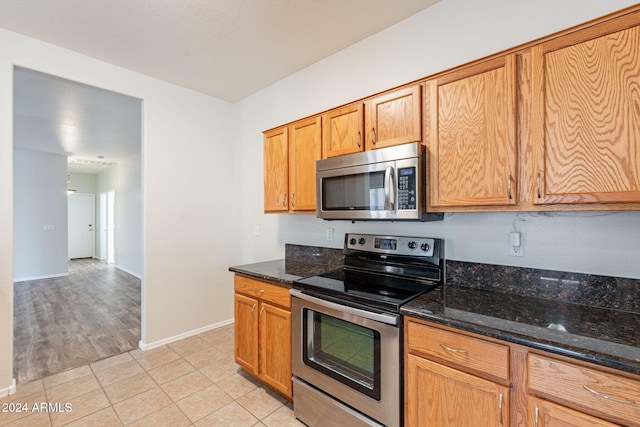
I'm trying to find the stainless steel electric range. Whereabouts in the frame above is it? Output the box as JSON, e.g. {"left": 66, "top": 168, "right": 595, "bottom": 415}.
{"left": 290, "top": 233, "right": 444, "bottom": 427}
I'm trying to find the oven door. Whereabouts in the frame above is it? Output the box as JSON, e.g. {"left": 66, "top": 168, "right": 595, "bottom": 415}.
{"left": 291, "top": 289, "right": 401, "bottom": 427}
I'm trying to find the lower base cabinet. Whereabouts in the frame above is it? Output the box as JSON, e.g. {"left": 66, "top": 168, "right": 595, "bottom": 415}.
{"left": 406, "top": 354, "right": 509, "bottom": 427}
{"left": 233, "top": 275, "right": 292, "bottom": 400}
{"left": 405, "top": 318, "right": 510, "bottom": 427}
{"left": 528, "top": 396, "right": 618, "bottom": 427}
{"left": 405, "top": 317, "right": 640, "bottom": 427}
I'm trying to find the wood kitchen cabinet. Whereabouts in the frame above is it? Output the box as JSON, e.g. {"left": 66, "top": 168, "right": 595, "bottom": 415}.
{"left": 405, "top": 316, "right": 640, "bottom": 427}
{"left": 289, "top": 116, "right": 322, "bottom": 211}
{"left": 364, "top": 84, "right": 422, "bottom": 150}
{"left": 528, "top": 397, "right": 619, "bottom": 427}
{"left": 263, "top": 126, "right": 289, "bottom": 212}
{"left": 322, "top": 102, "right": 364, "bottom": 158}
{"left": 425, "top": 54, "right": 518, "bottom": 209}
{"left": 528, "top": 353, "right": 640, "bottom": 426}
{"left": 234, "top": 275, "right": 292, "bottom": 399}
{"left": 263, "top": 117, "right": 321, "bottom": 213}
{"left": 531, "top": 11, "right": 640, "bottom": 206}
{"left": 405, "top": 318, "right": 510, "bottom": 427}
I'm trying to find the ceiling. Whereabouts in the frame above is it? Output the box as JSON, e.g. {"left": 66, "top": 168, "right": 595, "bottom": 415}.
{"left": 13, "top": 68, "right": 142, "bottom": 173}
{"left": 0, "top": 0, "right": 440, "bottom": 103}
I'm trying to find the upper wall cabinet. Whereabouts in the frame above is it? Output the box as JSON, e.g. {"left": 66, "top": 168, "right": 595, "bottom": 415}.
{"left": 531, "top": 12, "right": 640, "bottom": 205}
{"left": 264, "top": 117, "right": 321, "bottom": 213}
{"left": 322, "top": 102, "right": 364, "bottom": 158}
{"left": 289, "top": 116, "right": 322, "bottom": 211}
{"left": 264, "top": 126, "right": 289, "bottom": 212}
{"left": 365, "top": 84, "right": 422, "bottom": 150}
{"left": 426, "top": 55, "right": 518, "bottom": 208}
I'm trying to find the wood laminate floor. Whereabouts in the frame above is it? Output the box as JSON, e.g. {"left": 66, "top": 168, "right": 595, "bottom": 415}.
{"left": 13, "top": 259, "right": 141, "bottom": 384}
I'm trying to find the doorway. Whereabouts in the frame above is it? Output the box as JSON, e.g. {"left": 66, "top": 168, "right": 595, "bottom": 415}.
{"left": 13, "top": 67, "right": 143, "bottom": 382}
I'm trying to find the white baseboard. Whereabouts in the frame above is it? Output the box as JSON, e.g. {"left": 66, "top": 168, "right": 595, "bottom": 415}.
{"left": 13, "top": 272, "right": 68, "bottom": 283}
{"left": 115, "top": 265, "right": 142, "bottom": 279}
{"left": 0, "top": 378, "right": 17, "bottom": 398}
{"left": 138, "top": 318, "right": 234, "bottom": 351}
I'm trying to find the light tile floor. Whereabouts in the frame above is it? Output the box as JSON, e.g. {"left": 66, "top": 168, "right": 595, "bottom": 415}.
{"left": 0, "top": 325, "right": 304, "bottom": 426}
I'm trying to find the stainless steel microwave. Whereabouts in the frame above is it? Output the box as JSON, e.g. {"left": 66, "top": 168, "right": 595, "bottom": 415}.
{"left": 316, "top": 143, "right": 443, "bottom": 221}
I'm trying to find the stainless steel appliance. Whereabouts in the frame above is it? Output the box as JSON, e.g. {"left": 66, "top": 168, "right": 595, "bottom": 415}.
{"left": 291, "top": 233, "right": 444, "bottom": 427}
{"left": 316, "top": 142, "right": 443, "bottom": 222}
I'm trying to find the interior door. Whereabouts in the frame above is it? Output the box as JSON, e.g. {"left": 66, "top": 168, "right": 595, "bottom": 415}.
{"left": 68, "top": 193, "right": 95, "bottom": 259}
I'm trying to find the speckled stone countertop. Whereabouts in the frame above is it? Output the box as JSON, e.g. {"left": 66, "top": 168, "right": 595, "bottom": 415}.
{"left": 402, "top": 260, "right": 640, "bottom": 376}
{"left": 228, "top": 244, "right": 343, "bottom": 286}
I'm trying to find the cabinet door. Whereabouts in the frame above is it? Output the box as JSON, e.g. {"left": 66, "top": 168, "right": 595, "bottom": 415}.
{"left": 322, "top": 103, "right": 364, "bottom": 158}
{"left": 529, "top": 397, "right": 618, "bottom": 427}
{"left": 289, "top": 116, "right": 322, "bottom": 211}
{"left": 234, "top": 293, "right": 259, "bottom": 376}
{"left": 426, "top": 55, "right": 518, "bottom": 208}
{"left": 264, "top": 126, "right": 289, "bottom": 212}
{"left": 531, "top": 17, "right": 640, "bottom": 204}
{"left": 406, "top": 354, "right": 509, "bottom": 427}
{"left": 365, "top": 84, "right": 422, "bottom": 150}
{"left": 259, "top": 302, "right": 292, "bottom": 399}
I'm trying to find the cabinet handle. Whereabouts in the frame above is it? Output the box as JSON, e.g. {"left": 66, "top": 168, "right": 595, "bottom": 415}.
{"left": 291, "top": 193, "right": 295, "bottom": 208}
{"left": 499, "top": 393, "right": 503, "bottom": 425}
{"left": 536, "top": 173, "right": 542, "bottom": 199}
{"left": 253, "top": 288, "right": 265, "bottom": 296}
{"left": 507, "top": 176, "right": 512, "bottom": 200}
{"left": 439, "top": 343, "right": 468, "bottom": 354}
{"left": 282, "top": 194, "right": 287, "bottom": 207}
{"left": 259, "top": 307, "right": 265, "bottom": 323}
{"left": 356, "top": 131, "right": 361, "bottom": 148}
{"left": 371, "top": 127, "right": 377, "bottom": 145}
{"left": 583, "top": 385, "right": 636, "bottom": 405}
{"left": 251, "top": 304, "right": 256, "bottom": 319}
{"left": 534, "top": 407, "right": 539, "bottom": 427}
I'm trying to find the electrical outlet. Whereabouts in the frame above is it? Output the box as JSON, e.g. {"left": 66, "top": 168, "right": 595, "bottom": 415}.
{"left": 509, "top": 231, "right": 523, "bottom": 257}
{"left": 326, "top": 228, "right": 334, "bottom": 241}
{"left": 509, "top": 245, "right": 524, "bottom": 257}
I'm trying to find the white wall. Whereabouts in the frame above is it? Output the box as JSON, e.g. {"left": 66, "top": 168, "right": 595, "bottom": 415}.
{"left": 233, "top": 0, "right": 640, "bottom": 280}
{"left": 13, "top": 149, "right": 68, "bottom": 281}
{"left": 0, "top": 29, "right": 238, "bottom": 393}
{"left": 96, "top": 154, "right": 143, "bottom": 277}
{"left": 67, "top": 173, "right": 96, "bottom": 194}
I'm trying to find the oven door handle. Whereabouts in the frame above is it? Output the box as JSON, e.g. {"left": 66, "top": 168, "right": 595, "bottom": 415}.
{"left": 290, "top": 289, "right": 399, "bottom": 326}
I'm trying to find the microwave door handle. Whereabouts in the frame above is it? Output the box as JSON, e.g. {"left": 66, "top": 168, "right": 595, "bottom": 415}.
{"left": 384, "top": 166, "right": 395, "bottom": 210}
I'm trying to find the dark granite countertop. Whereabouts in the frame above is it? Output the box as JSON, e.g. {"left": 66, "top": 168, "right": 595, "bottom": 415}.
{"left": 402, "top": 285, "right": 640, "bottom": 376}
{"left": 229, "top": 259, "right": 340, "bottom": 286}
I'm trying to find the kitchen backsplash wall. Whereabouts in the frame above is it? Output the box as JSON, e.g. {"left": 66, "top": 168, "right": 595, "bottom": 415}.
{"left": 285, "top": 244, "right": 344, "bottom": 266}
{"left": 446, "top": 260, "right": 640, "bottom": 314}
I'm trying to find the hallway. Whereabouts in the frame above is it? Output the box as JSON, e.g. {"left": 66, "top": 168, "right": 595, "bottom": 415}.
{"left": 13, "top": 259, "right": 141, "bottom": 384}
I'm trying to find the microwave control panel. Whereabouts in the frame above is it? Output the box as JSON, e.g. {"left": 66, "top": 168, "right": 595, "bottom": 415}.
{"left": 397, "top": 167, "right": 416, "bottom": 210}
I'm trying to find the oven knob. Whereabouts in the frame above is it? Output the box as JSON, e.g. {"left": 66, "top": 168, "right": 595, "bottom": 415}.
{"left": 421, "top": 243, "right": 430, "bottom": 252}
{"left": 349, "top": 238, "right": 357, "bottom": 245}
{"left": 358, "top": 238, "right": 366, "bottom": 245}
{"left": 408, "top": 241, "right": 416, "bottom": 250}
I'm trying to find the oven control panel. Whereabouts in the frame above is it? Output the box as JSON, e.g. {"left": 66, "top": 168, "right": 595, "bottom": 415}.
{"left": 346, "top": 233, "right": 435, "bottom": 257}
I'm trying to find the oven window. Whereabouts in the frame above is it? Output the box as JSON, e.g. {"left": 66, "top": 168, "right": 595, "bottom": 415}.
{"left": 322, "top": 171, "right": 386, "bottom": 211}
{"left": 302, "top": 309, "right": 381, "bottom": 400}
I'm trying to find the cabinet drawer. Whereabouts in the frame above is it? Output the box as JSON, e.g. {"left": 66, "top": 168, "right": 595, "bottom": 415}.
{"left": 406, "top": 320, "right": 509, "bottom": 382}
{"left": 234, "top": 275, "right": 291, "bottom": 309}
{"left": 529, "top": 354, "right": 640, "bottom": 426}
